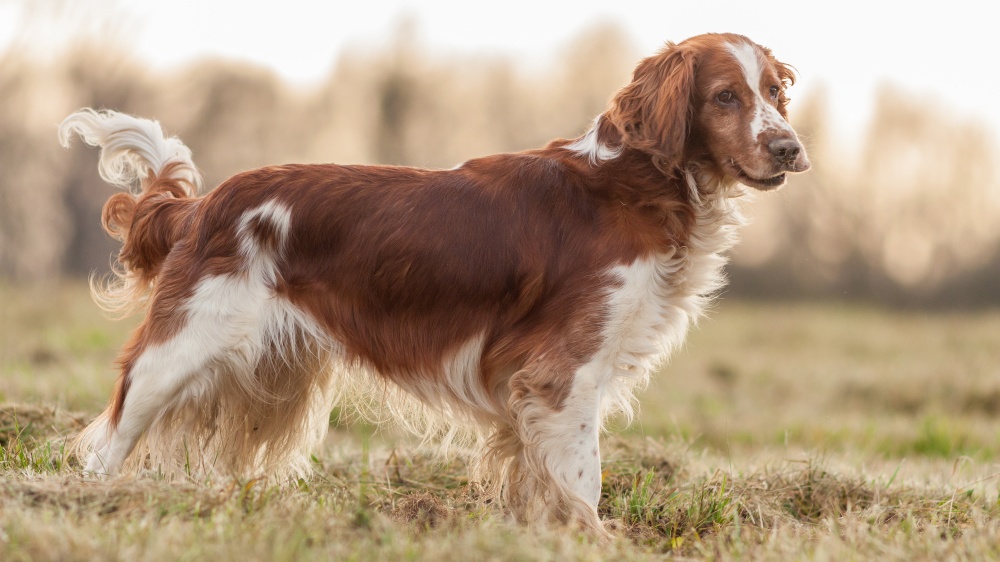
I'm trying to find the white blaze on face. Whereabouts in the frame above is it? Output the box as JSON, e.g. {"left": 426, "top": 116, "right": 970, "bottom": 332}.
{"left": 726, "top": 41, "right": 794, "bottom": 140}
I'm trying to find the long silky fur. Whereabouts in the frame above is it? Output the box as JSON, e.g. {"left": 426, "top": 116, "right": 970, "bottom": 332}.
{"left": 61, "top": 109, "right": 746, "bottom": 488}
{"left": 59, "top": 109, "right": 203, "bottom": 319}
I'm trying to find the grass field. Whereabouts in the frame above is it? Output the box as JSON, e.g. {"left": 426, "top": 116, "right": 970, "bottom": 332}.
{"left": 2, "top": 282, "right": 1000, "bottom": 560}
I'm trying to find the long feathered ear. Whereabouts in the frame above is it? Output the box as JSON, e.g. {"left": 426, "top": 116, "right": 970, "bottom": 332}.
{"left": 773, "top": 59, "right": 797, "bottom": 119}
{"left": 605, "top": 43, "right": 698, "bottom": 173}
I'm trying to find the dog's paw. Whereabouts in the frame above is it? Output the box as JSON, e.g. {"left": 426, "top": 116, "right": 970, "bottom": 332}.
{"left": 82, "top": 453, "right": 113, "bottom": 479}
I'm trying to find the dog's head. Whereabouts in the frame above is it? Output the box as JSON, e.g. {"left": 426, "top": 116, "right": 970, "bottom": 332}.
{"left": 605, "top": 32, "right": 810, "bottom": 190}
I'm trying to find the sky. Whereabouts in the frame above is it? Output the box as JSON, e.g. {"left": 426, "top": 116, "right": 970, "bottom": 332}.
{"left": 2, "top": 0, "right": 998, "bottom": 142}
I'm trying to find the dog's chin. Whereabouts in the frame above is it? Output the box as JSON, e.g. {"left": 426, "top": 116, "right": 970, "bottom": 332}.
{"left": 731, "top": 167, "right": 787, "bottom": 191}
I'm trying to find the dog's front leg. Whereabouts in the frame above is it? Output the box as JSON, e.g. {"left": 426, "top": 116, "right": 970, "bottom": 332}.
{"left": 502, "top": 357, "right": 608, "bottom": 536}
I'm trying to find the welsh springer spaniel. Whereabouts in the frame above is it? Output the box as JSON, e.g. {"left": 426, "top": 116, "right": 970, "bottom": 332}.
{"left": 60, "top": 33, "right": 809, "bottom": 534}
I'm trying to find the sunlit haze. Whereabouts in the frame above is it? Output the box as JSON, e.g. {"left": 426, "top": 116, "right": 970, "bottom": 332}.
{"left": 2, "top": 0, "right": 998, "bottom": 142}
{"left": 3, "top": 0, "right": 999, "bottom": 296}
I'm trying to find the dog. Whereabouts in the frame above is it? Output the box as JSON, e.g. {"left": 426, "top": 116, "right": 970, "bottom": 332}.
{"left": 60, "top": 32, "right": 809, "bottom": 534}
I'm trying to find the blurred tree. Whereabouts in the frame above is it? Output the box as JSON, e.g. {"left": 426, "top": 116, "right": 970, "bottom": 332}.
{"left": 549, "top": 22, "right": 637, "bottom": 138}
{"left": 371, "top": 19, "right": 421, "bottom": 166}
{"left": 57, "top": 44, "right": 152, "bottom": 277}
{"left": 733, "top": 84, "right": 1000, "bottom": 305}
{"left": 855, "top": 85, "right": 1000, "bottom": 298}
{"left": 2, "top": 20, "right": 999, "bottom": 306}
{"left": 0, "top": 55, "right": 70, "bottom": 280}
{"left": 173, "top": 61, "right": 300, "bottom": 188}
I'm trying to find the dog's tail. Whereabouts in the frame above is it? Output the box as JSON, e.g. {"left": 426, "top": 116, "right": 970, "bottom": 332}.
{"left": 59, "top": 109, "right": 203, "bottom": 317}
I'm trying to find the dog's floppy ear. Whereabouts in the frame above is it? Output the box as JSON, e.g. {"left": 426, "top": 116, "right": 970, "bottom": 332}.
{"left": 605, "top": 43, "right": 697, "bottom": 173}
{"left": 773, "top": 59, "right": 797, "bottom": 120}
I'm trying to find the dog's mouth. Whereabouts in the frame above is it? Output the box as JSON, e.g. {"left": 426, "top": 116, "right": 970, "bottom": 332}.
{"left": 735, "top": 168, "right": 787, "bottom": 191}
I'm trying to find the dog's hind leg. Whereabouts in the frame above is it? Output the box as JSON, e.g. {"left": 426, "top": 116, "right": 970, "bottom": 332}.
{"left": 83, "top": 272, "right": 275, "bottom": 476}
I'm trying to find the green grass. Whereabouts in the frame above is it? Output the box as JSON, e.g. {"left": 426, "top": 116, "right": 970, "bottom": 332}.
{"left": 3, "top": 283, "right": 1000, "bottom": 560}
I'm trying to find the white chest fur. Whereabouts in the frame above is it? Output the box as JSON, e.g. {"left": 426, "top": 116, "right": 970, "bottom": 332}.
{"left": 595, "top": 186, "right": 746, "bottom": 423}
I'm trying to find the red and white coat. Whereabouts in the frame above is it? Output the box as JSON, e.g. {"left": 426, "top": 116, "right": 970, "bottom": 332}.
{"left": 60, "top": 32, "right": 809, "bottom": 534}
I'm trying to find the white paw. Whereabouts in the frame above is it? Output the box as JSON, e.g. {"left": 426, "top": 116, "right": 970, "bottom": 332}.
{"left": 82, "top": 453, "right": 113, "bottom": 478}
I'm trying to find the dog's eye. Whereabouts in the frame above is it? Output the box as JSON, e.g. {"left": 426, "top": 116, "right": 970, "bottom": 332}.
{"left": 769, "top": 85, "right": 780, "bottom": 100}
{"left": 717, "top": 91, "right": 735, "bottom": 104}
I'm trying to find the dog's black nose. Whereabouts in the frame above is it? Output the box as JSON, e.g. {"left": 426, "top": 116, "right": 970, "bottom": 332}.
{"left": 768, "top": 138, "right": 801, "bottom": 164}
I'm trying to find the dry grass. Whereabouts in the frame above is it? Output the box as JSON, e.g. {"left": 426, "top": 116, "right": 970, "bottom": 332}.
{"left": 3, "top": 283, "right": 1000, "bottom": 560}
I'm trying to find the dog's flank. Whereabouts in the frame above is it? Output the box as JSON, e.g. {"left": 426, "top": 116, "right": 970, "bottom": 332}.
{"left": 61, "top": 32, "right": 808, "bottom": 535}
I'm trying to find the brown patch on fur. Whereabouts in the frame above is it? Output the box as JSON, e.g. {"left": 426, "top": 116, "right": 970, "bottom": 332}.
{"left": 167, "top": 153, "right": 697, "bottom": 417}
{"left": 109, "top": 164, "right": 200, "bottom": 285}
{"left": 605, "top": 42, "right": 698, "bottom": 175}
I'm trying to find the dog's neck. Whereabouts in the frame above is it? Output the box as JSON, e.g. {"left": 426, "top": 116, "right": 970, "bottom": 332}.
{"left": 563, "top": 114, "right": 743, "bottom": 207}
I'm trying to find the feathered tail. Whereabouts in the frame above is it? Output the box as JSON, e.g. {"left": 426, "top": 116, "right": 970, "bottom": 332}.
{"left": 59, "top": 109, "right": 203, "bottom": 317}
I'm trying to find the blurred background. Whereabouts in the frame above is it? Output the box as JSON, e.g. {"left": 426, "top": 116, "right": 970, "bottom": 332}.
{"left": 2, "top": 0, "right": 999, "bottom": 307}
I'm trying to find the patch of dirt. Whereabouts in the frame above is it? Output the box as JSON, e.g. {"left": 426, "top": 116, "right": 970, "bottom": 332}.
{"left": 1, "top": 478, "right": 225, "bottom": 519}
{"left": 390, "top": 492, "right": 454, "bottom": 529}
{"left": 0, "top": 403, "right": 89, "bottom": 445}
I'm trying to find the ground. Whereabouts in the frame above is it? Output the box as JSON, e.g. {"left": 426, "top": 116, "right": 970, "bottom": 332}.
{"left": 2, "top": 282, "right": 1000, "bottom": 560}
